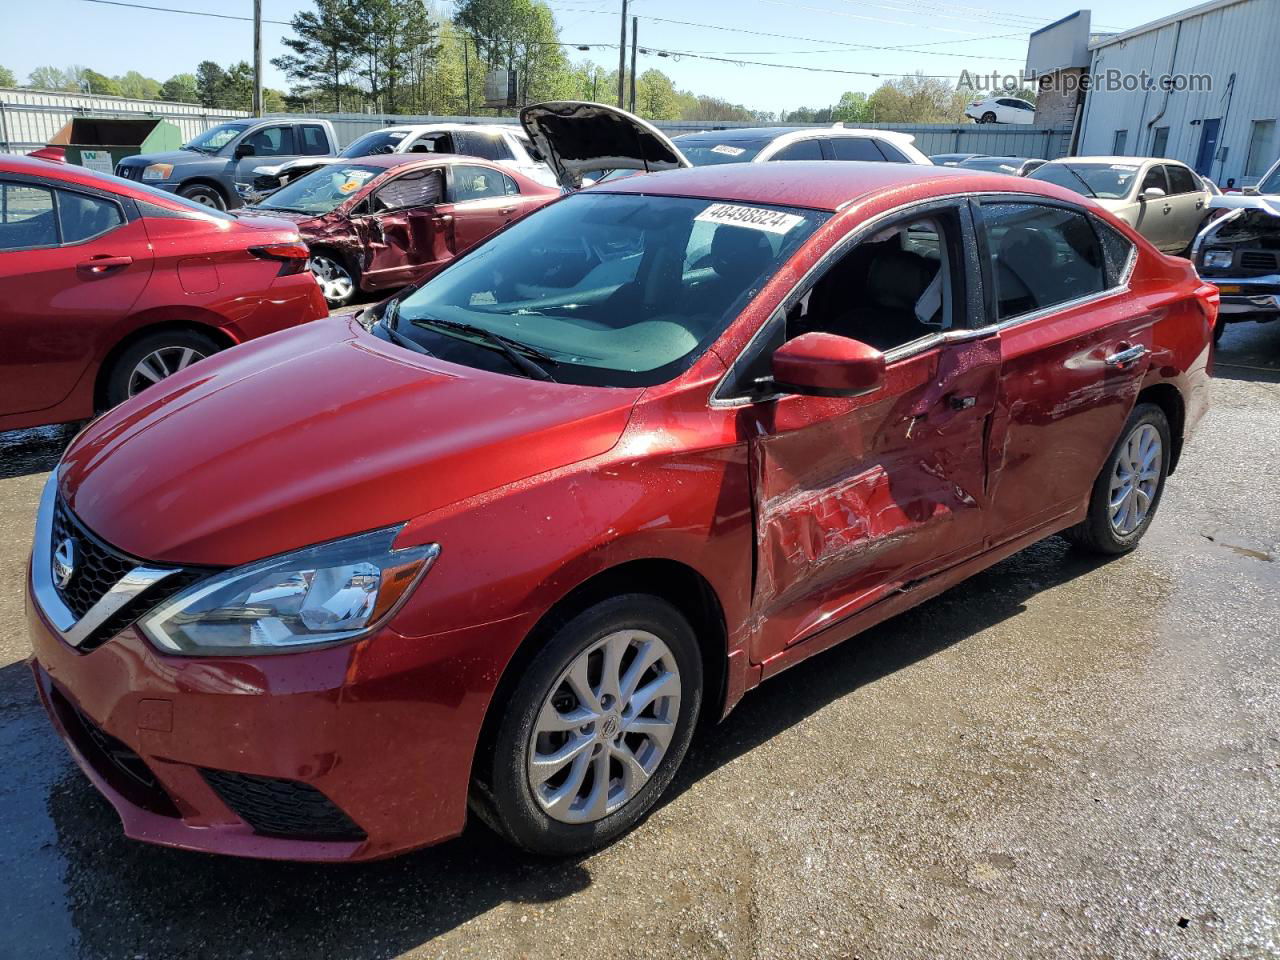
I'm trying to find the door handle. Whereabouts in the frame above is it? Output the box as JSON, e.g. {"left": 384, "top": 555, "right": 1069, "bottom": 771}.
{"left": 499, "top": 206, "right": 518, "bottom": 215}
{"left": 1196, "top": 199, "right": 1205, "bottom": 209}
{"left": 1105, "top": 343, "right": 1148, "bottom": 367}
{"left": 77, "top": 255, "right": 133, "bottom": 275}
{"left": 1162, "top": 204, "right": 1172, "bottom": 214}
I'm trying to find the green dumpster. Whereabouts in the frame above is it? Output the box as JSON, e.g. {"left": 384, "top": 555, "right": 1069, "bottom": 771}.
{"left": 46, "top": 117, "right": 183, "bottom": 174}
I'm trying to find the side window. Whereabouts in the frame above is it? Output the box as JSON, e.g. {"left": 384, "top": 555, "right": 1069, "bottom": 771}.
{"left": 455, "top": 132, "right": 511, "bottom": 162}
{"left": 246, "top": 126, "right": 295, "bottom": 157}
{"left": 408, "top": 133, "right": 454, "bottom": 155}
{"left": 1092, "top": 216, "right": 1136, "bottom": 287}
{"left": 299, "top": 125, "right": 329, "bottom": 156}
{"left": 372, "top": 170, "right": 443, "bottom": 212}
{"left": 1165, "top": 164, "right": 1198, "bottom": 194}
{"left": 1140, "top": 165, "right": 1169, "bottom": 194}
{"left": 451, "top": 164, "right": 505, "bottom": 201}
{"left": 0, "top": 182, "right": 57, "bottom": 250}
{"left": 58, "top": 190, "right": 124, "bottom": 243}
{"left": 831, "top": 138, "right": 884, "bottom": 162}
{"left": 784, "top": 210, "right": 962, "bottom": 353}
{"left": 875, "top": 140, "right": 909, "bottom": 162}
{"left": 980, "top": 202, "right": 1107, "bottom": 321}
{"left": 772, "top": 138, "right": 823, "bottom": 161}
{"left": 502, "top": 173, "right": 520, "bottom": 196}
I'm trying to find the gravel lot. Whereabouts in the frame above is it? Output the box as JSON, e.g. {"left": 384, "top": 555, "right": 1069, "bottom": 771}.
{"left": 1, "top": 319, "right": 1277, "bottom": 960}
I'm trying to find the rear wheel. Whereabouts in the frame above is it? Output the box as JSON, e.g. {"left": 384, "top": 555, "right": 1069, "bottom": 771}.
{"left": 104, "top": 329, "right": 221, "bottom": 409}
{"left": 310, "top": 251, "right": 359, "bottom": 308}
{"left": 475, "top": 595, "right": 702, "bottom": 856}
{"left": 981, "top": 111, "right": 998, "bottom": 124}
{"left": 177, "top": 183, "right": 226, "bottom": 210}
{"left": 1065, "top": 403, "right": 1171, "bottom": 554}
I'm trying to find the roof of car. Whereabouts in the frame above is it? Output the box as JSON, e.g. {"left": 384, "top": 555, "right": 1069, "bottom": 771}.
{"left": 673, "top": 125, "right": 915, "bottom": 144}
{"left": 1042, "top": 156, "right": 1157, "bottom": 166}
{"left": 340, "top": 153, "right": 497, "bottom": 170}
{"left": 593, "top": 160, "right": 1075, "bottom": 212}
{"left": 1, "top": 153, "right": 129, "bottom": 190}
{"left": 366, "top": 123, "right": 520, "bottom": 136}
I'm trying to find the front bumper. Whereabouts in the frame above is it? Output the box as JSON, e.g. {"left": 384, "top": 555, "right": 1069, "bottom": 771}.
{"left": 27, "top": 565, "right": 527, "bottom": 862}
{"left": 1199, "top": 275, "right": 1280, "bottom": 319}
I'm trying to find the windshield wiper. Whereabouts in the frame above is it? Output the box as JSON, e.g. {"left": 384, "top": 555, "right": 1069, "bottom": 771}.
{"left": 409, "top": 317, "right": 557, "bottom": 382}
{"left": 378, "top": 299, "right": 433, "bottom": 356}
{"left": 1063, "top": 166, "right": 1098, "bottom": 198}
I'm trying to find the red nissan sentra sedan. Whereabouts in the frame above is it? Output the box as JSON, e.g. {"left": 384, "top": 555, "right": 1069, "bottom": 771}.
{"left": 237, "top": 154, "right": 559, "bottom": 307}
{"left": 0, "top": 155, "right": 327, "bottom": 431}
{"left": 27, "top": 151, "right": 1214, "bottom": 861}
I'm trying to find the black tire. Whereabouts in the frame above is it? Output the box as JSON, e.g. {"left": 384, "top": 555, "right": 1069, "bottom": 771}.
{"left": 981, "top": 111, "right": 998, "bottom": 124}
{"left": 104, "top": 329, "right": 222, "bottom": 409}
{"left": 475, "top": 595, "right": 703, "bottom": 856}
{"left": 309, "top": 249, "right": 360, "bottom": 308}
{"left": 177, "top": 183, "right": 227, "bottom": 211}
{"left": 1065, "top": 402, "right": 1172, "bottom": 555}
{"left": 1213, "top": 317, "right": 1227, "bottom": 344}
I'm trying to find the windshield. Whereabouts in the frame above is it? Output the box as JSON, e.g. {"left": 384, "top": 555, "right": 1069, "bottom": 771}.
{"left": 1258, "top": 160, "right": 1280, "bottom": 195}
{"left": 340, "top": 129, "right": 410, "bottom": 158}
{"left": 393, "top": 193, "right": 828, "bottom": 386}
{"left": 674, "top": 137, "right": 771, "bottom": 166}
{"left": 183, "top": 121, "right": 252, "bottom": 154}
{"left": 256, "top": 163, "right": 383, "bottom": 214}
{"left": 1030, "top": 162, "right": 1139, "bottom": 199}
{"left": 960, "top": 157, "right": 1023, "bottom": 174}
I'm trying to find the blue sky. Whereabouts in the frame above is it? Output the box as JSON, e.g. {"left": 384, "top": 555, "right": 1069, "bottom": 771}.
{"left": 1, "top": 0, "right": 1189, "bottom": 113}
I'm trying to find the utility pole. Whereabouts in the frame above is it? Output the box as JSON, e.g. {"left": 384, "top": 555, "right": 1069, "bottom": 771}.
{"left": 629, "top": 17, "right": 638, "bottom": 114}
{"left": 463, "top": 40, "right": 471, "bottom": 116}
{"left": 252, "top": 0, "right": 263, "bottom": 116}
{"left": 616, "top": 0, "right": 627, "bottom": 108}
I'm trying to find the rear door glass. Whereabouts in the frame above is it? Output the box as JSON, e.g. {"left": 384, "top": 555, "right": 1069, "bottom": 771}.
{"left": 980, "top": 202, "right": 1107, "bottom": 320}
{"left": 772, "top": 139, "right": 823, "bottom": 161}
{"left": 0, "top": 182, "right": 57, "bottom": 250}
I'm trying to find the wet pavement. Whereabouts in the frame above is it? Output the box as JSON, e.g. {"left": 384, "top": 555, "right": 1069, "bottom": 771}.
{"left": 0, "top": 320, "right": 1277, "bottom": 960}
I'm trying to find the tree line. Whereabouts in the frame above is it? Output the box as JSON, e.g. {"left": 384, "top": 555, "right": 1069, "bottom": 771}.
{"left": 1, "top": 0, "right": 1036, "bottom": 124}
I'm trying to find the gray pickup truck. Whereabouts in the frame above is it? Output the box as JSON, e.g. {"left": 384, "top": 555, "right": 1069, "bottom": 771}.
{"left": 114, "top": 118, "right": 340, "bottom": 210}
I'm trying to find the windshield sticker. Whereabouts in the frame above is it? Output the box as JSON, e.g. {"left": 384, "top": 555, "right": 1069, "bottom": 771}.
{"left": 695, "top": 202, "right": 804, "bottom": 235}
{"left": 336, "top": 170, "right": 375, "bottom": 194}
{"left": 710, "top": 144, "right": 746, "bottom": 157}
{"left": 1110, "top": 164, "right": 1139, "bottom": 171}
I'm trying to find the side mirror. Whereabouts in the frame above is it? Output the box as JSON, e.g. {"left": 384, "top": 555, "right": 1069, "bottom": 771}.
{"left": 770, "top": 332, "right": 885, "bottom": 398}
{"left": 234, "top": 142, "right": 257, "bottom": 159}
{"left": 1141, "top": 186, "right": 1166, "bottom": 200}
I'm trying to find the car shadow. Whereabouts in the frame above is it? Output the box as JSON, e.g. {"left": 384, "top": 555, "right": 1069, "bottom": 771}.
{"left": 2, "top": 535, "right": 1112, "bottom": 959}
{"left": 1213, "top": 319, "right": 1280, "bottom": 383}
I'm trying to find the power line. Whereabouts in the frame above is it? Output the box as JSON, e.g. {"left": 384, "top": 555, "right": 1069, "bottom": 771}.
{"left": 78, "top": 0, "right": 292, "bottom": 25}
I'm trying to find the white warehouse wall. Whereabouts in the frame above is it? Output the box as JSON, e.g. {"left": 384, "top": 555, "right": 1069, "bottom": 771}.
{"left": 1078, "top": 0, "right": 1280, "bottom": 185}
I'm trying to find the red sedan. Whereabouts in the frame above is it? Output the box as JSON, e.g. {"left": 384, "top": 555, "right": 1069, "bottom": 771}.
{"left": 27, "top": 161, "right": 1214, "bottom": 862}
{"left": 0, "top": 155, "right": 327, "bottom": 431}
{"left": 237, "top": 154, "right": 559, "bottom": 307}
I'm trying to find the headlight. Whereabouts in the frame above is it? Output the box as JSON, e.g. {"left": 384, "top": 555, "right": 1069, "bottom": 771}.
{"left": 141, "top": 163, "right": 174, "bottom": 181}
{"left": 1202, "top": 248, "right": 1234, "bottom": 270}
{"left": 140, "top": 526, "right": 439, "bottom": 655}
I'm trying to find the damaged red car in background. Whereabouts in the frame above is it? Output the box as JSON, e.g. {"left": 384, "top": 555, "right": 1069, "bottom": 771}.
{"left": 29, "top": 105, "right": 1215, "bottom": 864}
{"left": 238, "top": 153, "right": 558, "bottom": 306}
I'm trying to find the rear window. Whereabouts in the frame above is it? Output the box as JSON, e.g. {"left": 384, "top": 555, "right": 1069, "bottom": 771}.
{"left": 0, "top": 182, "right": 57, "bottom": 250}
{"left": 831, "top": 138, "right": 884, "bottom": 162}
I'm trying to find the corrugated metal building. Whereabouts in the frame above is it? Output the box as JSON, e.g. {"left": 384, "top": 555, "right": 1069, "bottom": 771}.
{"left": 1077, "top": 0, "right": 1280, "bottom": 186}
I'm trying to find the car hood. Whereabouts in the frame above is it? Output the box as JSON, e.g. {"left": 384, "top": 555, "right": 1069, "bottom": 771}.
{"left": 520, "top": 101, "right": 690, "bottom": 191}
{"left": 118, "top": 149, "right": 214, "bottom": 168}
{"left": 1209, "top": 193, "right": 1280, "bottom": 215}
{"left": 58, "top": 318, "right": 642, "bottom": 567}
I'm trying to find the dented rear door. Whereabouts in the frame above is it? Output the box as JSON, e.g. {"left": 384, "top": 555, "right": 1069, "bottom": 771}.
{"left": 746, "top": 334, "right": 999, "bottom": 666}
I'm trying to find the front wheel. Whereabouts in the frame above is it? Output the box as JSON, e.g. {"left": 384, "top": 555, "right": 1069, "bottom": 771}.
{"left": 310, "top": 252, "right": 358, "bottom": 308}
{"left": 476, "top": 595, "right": 703, "bottom": 856}
{"left": 1065, "top": 403, "right": 1171, "bottom": 554}
{"left": 177, "top": 183, "right": 226, "bottom": 210}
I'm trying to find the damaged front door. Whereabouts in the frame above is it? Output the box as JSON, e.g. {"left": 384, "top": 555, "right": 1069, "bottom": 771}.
{"left": 740, "top": 204, "right": 998, "bottom": 667}
{"left": 355, "top": 167, "right": 448, "bottom": 289}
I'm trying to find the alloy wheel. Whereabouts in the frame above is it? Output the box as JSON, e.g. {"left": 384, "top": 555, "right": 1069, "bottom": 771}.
{"left": 527, "top": 629, "right": 681, "bottom": 824}
{"left": 127, "top": 346, "right": 207, "bottom": 397}
{"left": 310, "top": 255, "right": 354, "bottom": 304}
{"left": 1109, "top": 422, "right": 1162, "bottom": 535}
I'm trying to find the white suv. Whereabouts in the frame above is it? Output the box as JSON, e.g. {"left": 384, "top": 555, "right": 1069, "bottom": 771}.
{"left": 964, "top": 95, "right": 1036, "bottom": 125}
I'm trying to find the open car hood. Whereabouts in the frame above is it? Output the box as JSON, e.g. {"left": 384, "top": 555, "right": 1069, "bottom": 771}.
{"left": 1209, "top": 193, "right": 1280, "bottom": 216}
{"left": 253, "top": 157, "right": 338, "bottom": 181}
{"left": 519, "top": 101, "right": 690, "bottom": 191}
